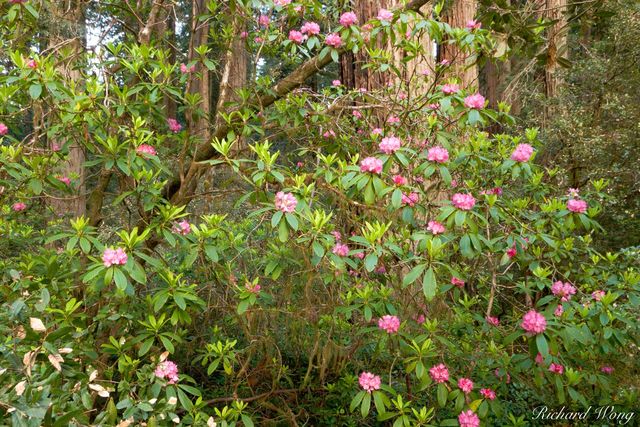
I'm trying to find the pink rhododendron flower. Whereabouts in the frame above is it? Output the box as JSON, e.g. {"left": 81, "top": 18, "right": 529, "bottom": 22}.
{"left": 136, "top": 144, "right": 157, "bottom": 156}
{"left": 452, "top": 193, "right": 476, "bottom": 210}
{"left": 378, "top": 315, "right": 400, "bottom": 333}
{"left": 521, "top": 310, "right": 546, "bottom": 335}
{"left": 377, "top": 8, "right": 393, "bottom": 22}
{"left": 360, "top": 157, "right": 383, "bottom": 174}
{"left": 332, "top": 79, "right": 341, "bottom": 86}
{"left": 551, "top": 281, "right": 576, "bottom": 302}
{"left": 392, "top": 175, "right": 407, "bottom": 186}
{"left": 332, "top": 243, "right": 349, "bottom": 257}
{"left": 172, "top": 220, "right": 191, "bottom": 235}
{"left": 12, "top": 202, "right": 27, "bottom": 212}
{"left": 427, "top": 220, "right": 445, "bottom": 235}
{"left": 102, "top": 248, "right": 128, "bottom": 267}
{"left": 245, "top": 281, "right": 261, "bottom": 294}
{"left": 274, "top": 0, "right": 291, "bottom": 6}
{"left": 10, "top": 0, "right": 27, "bottom": 4}
{"left": 300, "top": 22, "right": 320, "bottom": 35}
{"left": 429, "top": 364, "right": 449, "bottom": 383}
{"left": 254, "top": 36, "right": 263, "bottom": 43}
{"left": 155, "top": 360, "right": 179, "bottom": 384}
{"left": 323, "top": 129, "right": 336, "bottom": 138}
{"left": 57, "top": 176, "right": 71, "bottom": 185}
{"left": 275, "top": 191, "right": 297, "bottom": 213}
{"left": 568, "top": 188, "right": 580, "bottom": 197}
{"left": 442, "top": 83, "right": 460, "bottom": 94}
{"left": 506, "top": 246, "right": 517, "bottom": 258}
{"left": 554, "top": 304, "right": 564, "bottom": 317}
{"left": 535, "top": 352, "right": 544, "bottom": 365}
{"left": 352, "top": 110, "right": 363, "bottom": 119}
{"left": 511, "top": 143, "right": 534, "bottom": 162}
{"left": 549, "top": 363, "right": 564, "bottom": 375}
{"left": 354, "top": 251, "right": 365, "bottom": 260}
{"left": 258, "top": 15, "right": 270, "bottom": 27}
{"left": 458, "top": 377, "right": 474, "bottom": 394}
{"left": 387, "top": 115, "right": 400, "bottom": 123}
{"left": 358, "top": 372, "right": 381, "bottom": 392}
{"left": 592, "top": 290, "right": 605, "bottom": 301}
{"left": 601, "top": 366, "right": 614, "bottom": 374}
{"left": 427, "top": 146, "right": 449, "bottom": 163}
{"left": 466, "top": 20, "right": 482, "bottom": 30}
{"left": 402, "top": 192, "right": 419, "bottom": 207}
{"left": 27, "top": 59, "right": 37, "bottom": 69}
{"left": 167, "top": 118, "right": 182, "bottom": 133}
{"left": 296, "top": 161, "right": 304, "bottom": 168}
{"left": 451, "top": 277, "right": 465, "bottom": 287}
{"left": 325, "top": 33, "right": 342, "bottom": 48}
{"left": 331, "top": 231, "right": 342, "bottom": 241}
{"left": 567, "top": 198, "right": 587, "bottom": 213}
{"left": 464, "top": 93, "right": 485, "bottom": 109}
{"left": 458, "top": 410, "right": 480, "bottom": 427}
{"left": 0, "top": 123, "right": 8, "bottom": 135}
{"left": 480, "top": 388, "right": 496, "bottom": 400}
{"left": 379, "top": 136, "right": 401, "bottom": 154}
{"left": 240, "top": 31, "right": 248, "bottom": 39}
{"left": 486, "top": 316, "right": 499, "bottom": 327}
{"left": 288, "top": 30, "right": 305, "bottom": 44}
{"left": 179, "top": 63, "right": 195, "bottom": 73}
{"left": 339, "top": 12, "right": 358, "bottom": 27}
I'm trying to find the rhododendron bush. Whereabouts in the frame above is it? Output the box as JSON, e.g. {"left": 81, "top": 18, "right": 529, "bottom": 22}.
{"left": 1, "top": 0, "right": 639, "bottom": 426}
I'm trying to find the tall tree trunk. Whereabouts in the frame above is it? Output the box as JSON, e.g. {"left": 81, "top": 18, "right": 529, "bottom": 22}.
{"left": 340, "top": 1, "right": 434, "bottom": 92}
{"left": 438, "top": 0, "right": 478, "bottom": 89}
{"left": 186, "top": 0, "right": 211, "bottom": 143}
{"left": 542, "top": 0, "right": 568, "bottom": 119}
{"left": 48, "top": 0, "right": 86, "bottom": 218}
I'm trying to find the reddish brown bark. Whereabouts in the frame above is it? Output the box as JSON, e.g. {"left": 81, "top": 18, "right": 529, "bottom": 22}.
{"left": 438, "top": 0, "right": 478, "bottom": 89}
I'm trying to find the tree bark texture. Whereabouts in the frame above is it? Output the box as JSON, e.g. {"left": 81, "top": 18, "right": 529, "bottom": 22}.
{"left": 438, "top": 0, "right": 478, "bottom": 89}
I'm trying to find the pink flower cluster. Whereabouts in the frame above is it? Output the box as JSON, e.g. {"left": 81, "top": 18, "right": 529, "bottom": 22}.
{"left": 172, "top": 220, "right": 191, "bottom": 235}
{"left": 102, "top": 248, "right": 128, "bottom": 267}
{"left": 592, "top": 290, "right": 605, "bottom": 301}
{"left": 521, "top": 310, "right": 546, "bottom": 335}
{"left": 567, "top": 198, "right": 587, "bottom": 213}
{"left": 57, "top": 176, "right": 71, "bottom": 185}
{"left": 427, "top": 146, "right": 449, "bottom": 163}
{"left": 466, "top": 20, "right": 482, "bottom": 30}
{"left": 155, "top": 360, "right": 179, "bottom": 384}
{"left": 325, "top": 33, "right": 342, "bottom": 48}
{"left": 464, "top": 93, "right": 485, "bottom": 109}
{"left": 427, "top": 220, "right": 445, "bottom": 235}
{"left": 275, "top": 191, "right": 297, "bottom": 213}
{"left": 392, "top": 175, "right": 407, "bottom": 186}
{"left": 551, "top": 280, "right": 576, "bottom": 302}
{"left": 486, "top": 316, "right": 499, "bottom": 327}
{"left": 452, "top": 193, "right": 476, "bottom": 210}
{"left": 480, "top": 388, "right": 496, "bottom": 400}
{"left": 300, "top": 22, "right": 320, "bottom": 36}
{"left": 451, "top": 277, "right": 465, "bottom": 288}
{"left": 554, "top": 304, "right": 564, "bottom": 317}
{"left": 458, "top": 410, "right": 480, "bottom": 427}
{"left": 274, "top": 0, "right": 291, "bottom": 6}
{"left": 245, "top": 281, "right": 261, "bottom": 294}
{"left": 458, "top": 377, "right": 474, "bottom": 394}
{"left": 549, "top": 363, "right": 564, "bottom": 375}
{"left": 339, "top": 12, "right": 358, "bottom": 27}
{"left": 379, "top": 136, "right": 401, "bottom": 154}
{"left": 402, "top": 192, "right": 419, "bottom": 207}
{"left": 442, "top": 83, "right": 460, "bottom": 95}
{"left": 0, "top": 123, "right": 8, "bottom": 135}
{"left": 601, "top": 366, "right": 614, "bottom": 374}
{"left": 360, "top": 157, "right": 383, "bottom": 174}
{"left": 167, "top": 118, "right": 182, "bottom": 133}
{"left": 288, "top": 30, "right": 305, "bottom": 44}
{"left": 136, "top": 144, "right": 157, "bottom": 156}
{"left": 358, "top": 371, "right": 381, "bottom": 392}
{"left": 180, "top": 63, "right": 195, "bottom": 73}
{"left": 377, "top": 8, "right": 393, "bottom": 22}
{"left": 429, "top": 363, "right": 449, "bottom": 383}
{"left": 378, "top": 315, "right": 400, "bottom": 333}
{"left": 511, "top": 143, "right": 534, "bottom": 162}
{"left": 332, "top": 243, "right": 349, "bottom": 257}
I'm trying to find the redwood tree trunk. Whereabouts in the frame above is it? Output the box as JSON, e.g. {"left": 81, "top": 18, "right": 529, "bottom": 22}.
{"left": 543, "top": 0, "right": 568, "bottom": 105}
{"left": 48, "top": 0, "right": 86, "bottom": 218}
{"left": 186, "top": 0, "right": 211, "bottom": 143}
{"left": 438, "top": 0, "right": 478, "bottom": 89}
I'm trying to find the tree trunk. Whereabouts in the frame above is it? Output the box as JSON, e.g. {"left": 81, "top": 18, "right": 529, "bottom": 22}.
{"left": 542, "top": 0, "right": 568, "bottom": 107}
{"left": 340, "top": 1, "right": 434, "bottom": 92}
{"left": 438, "top": 0, "right": 478, "bottom": 89}
{"left": 186, "top": 0, "right": 211, "bottom": 143}
{"left": 48, "top": 0, "right": 86, "bottom": 218}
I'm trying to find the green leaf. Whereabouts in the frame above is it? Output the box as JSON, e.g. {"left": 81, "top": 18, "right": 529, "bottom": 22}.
{"left": 285, "top": 213, "right": 298, "bottom": 230}
{"left": 403, "top": 264, "right": 425, "bottom": 287}
{"left": 350, "top": 391, "right": 365, "bottom": 412}
{"left": 271, "top": 211, "right": 283, "bottom": 228}
{"left": 364, "top": 253, "right": 378, "bottom": 272}
{"left": 373, "top": 391, "right": 386, "bottom": 415}
{"left": 391, "top": 188, "right": 402, "bottom": 209}
{"left": 113, "top": 268, "right": 128, "bottom": 291}
{"left": 437, "top": 382, "right": 448, "bottom": 407}
{"left": 361, "top": 391, "right": 371, "bottom": 418}
{"left": 422, "top": 267, "right": 437, "bottom": 301}
{"left": 278, "top": 219, "right": 289, "bottom": 242}
{"left": 29, "top": 84, "right": 42, "bottom": 99}
{"left": 241, "top": 414, "right": 254, "bottom": 427}
{"left": 536, "top": 334, "right": 549, "bottom": 358}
